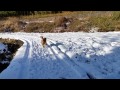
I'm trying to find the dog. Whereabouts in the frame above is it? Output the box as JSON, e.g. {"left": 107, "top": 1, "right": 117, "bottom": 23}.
{"left": 40, "top": 36, "right": 47, "bottom": 48}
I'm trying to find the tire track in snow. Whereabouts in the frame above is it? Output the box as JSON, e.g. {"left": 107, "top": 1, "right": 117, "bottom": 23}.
{"left": 14, "top": 36, "right": 33, "bottom": 79}
{"left": 29, "top": 40, "right": 51, "bottom": 78}
{"left": 47, "top": 40, "right": 89, "bottom": 79}
{"left": 19, "top": 37, "right": 35, "bottom": 79}
{"left": 18, "top": 39, "right": 31, "bottom": 79}
{"left": 0, "top": 33, "right": 94, "bottom": 79}
{"left": 29, "top": 39, "right": 84, "bottom": 79}
{"left": 0, "top": 35, "right": 32, "bottom": 79}
{"left": 48, "top": 39, "right": 100, "bottom": 79}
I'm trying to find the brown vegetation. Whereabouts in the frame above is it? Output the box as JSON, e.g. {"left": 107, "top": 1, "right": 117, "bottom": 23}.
{"left": 1, "top": 11, "right": 120, "bottom": 33}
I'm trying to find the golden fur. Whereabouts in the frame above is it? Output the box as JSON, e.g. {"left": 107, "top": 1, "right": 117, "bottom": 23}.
{"left": 40, "top": 36, "right": 47, "bottom": 48}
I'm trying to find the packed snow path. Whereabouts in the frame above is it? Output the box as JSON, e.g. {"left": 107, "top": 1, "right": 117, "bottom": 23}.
{"left": 0, "top": 33, "right": 89, "bottom": 79}
{"left": 0, "top": 32, "right": 120, "bottom": 79}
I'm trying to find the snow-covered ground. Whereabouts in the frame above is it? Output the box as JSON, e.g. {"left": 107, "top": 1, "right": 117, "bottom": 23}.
{"left": 0, "top": 32, "right": 120, "bottom": 79}
{"left": 0, "top": 42, "right": 7, "bottom": 54}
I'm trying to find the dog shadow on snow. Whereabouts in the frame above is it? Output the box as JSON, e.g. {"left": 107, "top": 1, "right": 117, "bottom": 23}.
{"left": 48, "top": 42, "right": 64, "bottom": 47}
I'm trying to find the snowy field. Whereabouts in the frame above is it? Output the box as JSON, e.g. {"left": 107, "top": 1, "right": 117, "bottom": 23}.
{"left": 0, "top": 42, "right": 7, "bottom": 54}
{"left": 0, "top": 32, "right": 120, "bottom": 79}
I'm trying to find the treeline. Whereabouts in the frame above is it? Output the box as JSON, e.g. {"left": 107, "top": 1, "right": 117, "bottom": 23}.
{"left": 0, "top": 11, "right": 63, "bottom": 17}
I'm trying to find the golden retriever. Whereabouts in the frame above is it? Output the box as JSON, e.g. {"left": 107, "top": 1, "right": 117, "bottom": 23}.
{"left": 40, "top": 36, "right": 47, "bottom": 48}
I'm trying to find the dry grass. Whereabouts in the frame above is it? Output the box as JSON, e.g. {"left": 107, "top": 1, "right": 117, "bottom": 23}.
{"left": 68, "top": 11, "right": 120, "bottom": 32}
{"left": 0, "top": 38, "right": 23, "bottom": 46}
{"left": 1, "top": 11, "right": 120, "bottom": 33}
{"left": 3, "top": 17, "right": 20, "bottom": 32}
{"left": 24, "top": 11, "right": 120, "bottom": 32}
{"left": 20, "top": 11, "right": 76, "bottom": 20}
{"left": 0, "top": 17, "right": 27, "bottom": 32}
{"left": 25, "top": 22, "right": 55, "bottom": 33}
{"left": 54, "top": 16, "right": 68, "bottom": 27}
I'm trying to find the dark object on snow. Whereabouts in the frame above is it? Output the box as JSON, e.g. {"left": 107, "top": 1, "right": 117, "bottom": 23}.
{"left": 86, "top": 72, "right": 96, "bottom": 79}
{"left": 3, "top": 49, "right": 6, "bottom": 53}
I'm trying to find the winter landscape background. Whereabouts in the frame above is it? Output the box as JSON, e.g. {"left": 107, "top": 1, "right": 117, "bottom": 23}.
{"left": 0, "top": 11, "right": 120, "bottom": 79}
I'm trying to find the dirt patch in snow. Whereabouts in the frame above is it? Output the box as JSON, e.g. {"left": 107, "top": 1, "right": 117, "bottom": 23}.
{"left": 0, "top": 38, "right": 23, "bottom": 73}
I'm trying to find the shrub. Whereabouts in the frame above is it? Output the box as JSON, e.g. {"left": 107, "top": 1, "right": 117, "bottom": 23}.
{"left": 55, "top": 16, "right": 68, "bottom": 27}
{"left": 2, "top": 17, "right": 21, "bottom": 32}
{"left": 25, "top": 22, "right": 55, "bottom": 33}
